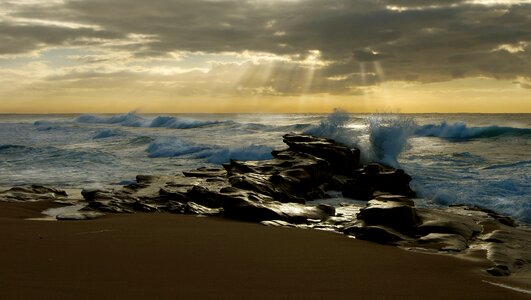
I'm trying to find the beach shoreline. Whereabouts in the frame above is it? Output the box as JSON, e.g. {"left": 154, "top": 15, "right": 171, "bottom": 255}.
{"left": 1, "top": 201, "right": 530, "bottom": 300}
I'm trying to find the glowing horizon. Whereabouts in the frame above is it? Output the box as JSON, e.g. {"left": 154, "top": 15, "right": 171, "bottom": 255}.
{"left": 0, "top": 0, "right": 530, "bottom": 113}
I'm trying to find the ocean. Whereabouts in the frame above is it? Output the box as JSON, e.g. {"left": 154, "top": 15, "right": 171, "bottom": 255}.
{"left": 0, "top": 112, "right": 529, "bottom": 223}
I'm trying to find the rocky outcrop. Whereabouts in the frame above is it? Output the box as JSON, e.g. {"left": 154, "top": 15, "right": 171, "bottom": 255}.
{"left": 71, "top": 134, "right": 415, "bottom": 224}
{"left": 2, "top": 133, "right": 528, "bottom": 277}
{"left": 357, "top": 199, "right": 420, "bottom": 234}
{"left": 0, "top": 185, "right": 68, "bottom": 202}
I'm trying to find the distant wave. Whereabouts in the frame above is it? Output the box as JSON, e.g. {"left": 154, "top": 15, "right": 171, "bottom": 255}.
{"left": 194, "top": 145, "right": 274, "bottom": 164}
{"left": 128, "top": 136, "right": 155, "bottom": 145}
{"left": 146, "top": 138, "right": 210, "bottom": 158}
{"left": 76, "top": 113, "right": 147, "bottom": 127}
{"left": 93, "top": 129, "right": 126, "bottom": 139}
{"left": 483, "top": 160, "right": 531, "bottom": 170}
{"left": 33, "top": 121, "right": 63, "bottom": 131}
{"left": 145, "top": 138, "right": 273, "bottom": 163}
{"left": 150, "top": 116, "right": 221, "bottom": 129}
{"left": 76, "top": 113, "right": 223, "bottom": 129}
{"left": 0, "top": 144, "right": 30, "bottom": 151}
{"left": 415, "top": 122, "right": 531, "bottom": 139}
{"left": 0, "top": 144, "right": 116, "bottom": 165}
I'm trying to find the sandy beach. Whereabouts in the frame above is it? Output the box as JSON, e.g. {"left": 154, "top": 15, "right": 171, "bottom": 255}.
{"left": 1, "top": 201, "right": 529, "bottom": 300}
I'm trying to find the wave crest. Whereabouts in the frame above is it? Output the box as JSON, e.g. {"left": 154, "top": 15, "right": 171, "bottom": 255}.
{"left": 415, "top": 122, "right": 531, "bottom": 139}
{"left": 146, "top": 138, "right": 209, "bottom": 158}
{"left": 195, "top": 145, "right": 273, "bottom": 164}
{"left": 145, "top": 138, "right": 273, "bottom": 163}
{"left": 76, "top": 113, "right": 222, "bottom": 129}
{"left": 93, "top": 129, "right": 125, "bottom": 139}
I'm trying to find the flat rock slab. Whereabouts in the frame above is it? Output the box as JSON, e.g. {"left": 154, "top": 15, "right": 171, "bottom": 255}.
{"left": 0, "top": 185, "right": 68, "bottom": 202}
{"left": 357, "top": 200, "right": 420, "bottom": 233}
{"left": 417, "top": 233, "right": 468, "bottom": 252}
{"left": 344, "top": 225, "right": 410, "bottom": 245}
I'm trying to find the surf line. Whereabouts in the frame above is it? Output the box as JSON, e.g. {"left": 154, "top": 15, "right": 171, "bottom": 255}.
{"left": 482, "top": 280, "right": 531, "bottom": 295}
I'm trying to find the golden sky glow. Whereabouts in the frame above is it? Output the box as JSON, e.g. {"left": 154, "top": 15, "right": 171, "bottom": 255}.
{"left": 0, "top": 0, "right": 530, "bottom": 113}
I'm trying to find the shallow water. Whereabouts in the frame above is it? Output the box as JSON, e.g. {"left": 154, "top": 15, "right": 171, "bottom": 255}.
{"left": 0, "top": 112, "right": 529, "bottom": 222}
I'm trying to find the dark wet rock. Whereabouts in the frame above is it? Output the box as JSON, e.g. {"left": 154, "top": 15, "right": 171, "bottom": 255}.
{"left": 228, "top": 172, "right": 305, "bottom": 203}
{"left": 492, "top": 215, "right": 517, "bottom": 227}
{"left": 219, "top": 189, "right": 335, "bottom": 223}
{"left": 450, "top": 204, "right": 518, "bottom": 228}
{"left": 185, "top": 202, "right": 223, "bottom": 215}
{"left": 282, "top": 133, "right": 360, "bottom": 173}
{"left": 483, "top": 230, "right": 512, "bottom": 244}
{"left": 81, "top": 188, "right": 136, "bottom": 213}
{"left": 135, "top": 175, "right": 159, "bottom": 184}
{"left": 157, "top": 188, "right": 190, "bottom": 203}
{"left": 0, "top": 185, "right": 68, "bottom": 202}
{"left": 344, "top": 225, "right": 409, "bottom": 245}
{"left": 481, "top": 229, "right": 531, "bottom": 276}
{"left": 417, "top": 233, "right": 468, "bottom": 252}
{"left": 182, "top": 167, "right": 227, "bottom": 178}
{"left": 417, "top": 220, "right": 476, "bottom": 240}
{"left": 416, "top": 210, "right": 482, "bottom": 240}
{"left": 323, "top": 216, "right": 354, "bottom": 226}
{"left": 260, "top": 220, "right": 295, "bottom": 227}
{"left": 342, "top": 164, "right": 415, "bottom": 200}
{"left": 487, "top": 265, "right": 511, "bottom": 276}
{"left": 357, "top": 199, "right": 420, "bottom": 234}
{"left": 129, "top": 201, "right": 158, "bottom": 212}
{"left": 374, "top": 194, "right": 415, "bottom": 206}
{"left": 223, "top": 150, "right": 331, "bottom": 202}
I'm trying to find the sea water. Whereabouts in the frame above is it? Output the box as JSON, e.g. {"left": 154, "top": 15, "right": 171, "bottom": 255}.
{"left": 0, "top": 112, "right": 529, "bottom": 223}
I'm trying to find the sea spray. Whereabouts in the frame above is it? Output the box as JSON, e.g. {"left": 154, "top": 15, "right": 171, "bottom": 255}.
{"left": 304, "top": 109, "right": 417, "bottom": 167}
{"left": 304, "top": 108, "right": 357, "bottom": 147}
{"left": 367, "top": 114, "right": 416, "bottom": 168}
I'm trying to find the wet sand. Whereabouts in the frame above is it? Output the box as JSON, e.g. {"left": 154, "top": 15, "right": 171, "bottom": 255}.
{"left": 0, "top": 201, "right": 529, "bottom": 299}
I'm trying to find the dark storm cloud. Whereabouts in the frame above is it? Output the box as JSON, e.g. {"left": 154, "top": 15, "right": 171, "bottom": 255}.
{"left": 3, "top": 0, "right": 531, "bottom": 93}
{"left": 0, "top": 21, "right": 123, "bottom": 55}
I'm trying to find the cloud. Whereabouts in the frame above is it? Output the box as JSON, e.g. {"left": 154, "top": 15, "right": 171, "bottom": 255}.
{"left": 0, "top": 0, "right": 530, "bottom": 95}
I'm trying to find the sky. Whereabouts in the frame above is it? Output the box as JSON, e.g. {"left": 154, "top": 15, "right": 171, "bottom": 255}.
{"left": 0, "top": 0, "right": 530, "bottom": 113}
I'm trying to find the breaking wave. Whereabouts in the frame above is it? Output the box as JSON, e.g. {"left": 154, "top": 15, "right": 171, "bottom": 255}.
{"left": 0, "top": 144, "right": 30, "bottom": 152}
{"left": 146, "top": 138, "right": 209, "bottom": 158}
{"left": 0, "top": 144, "right": 116, "bottom": 165}
{"left": 367, "top": 115, "right": 416, "bottom": 168}
{"left": 145, "top": 138, "right": 273, "bottom": 164}
{"left": 482, "top": 160, "right": 531, "bottom": 170}
{"left": 76, "top": 113, "right": 147, "bottom": 127}
{"left": 76, "top": 113, "right": 222, "bottom": 129}
{"left": 150, "top": 116, "right": 221, "bottom": 129}
{"left": 93, "top": 129, "right": 126, "bottom": 139}
{"left": 195, "top": 145, "right": 274, "bottom": 164}
{"left": 415, "top": 122, "right": 531, "bottom": 139}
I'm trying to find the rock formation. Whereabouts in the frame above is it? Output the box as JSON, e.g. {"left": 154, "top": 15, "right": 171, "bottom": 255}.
{"left": 1, "top": 133, "right": 529, "bottom": 277}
